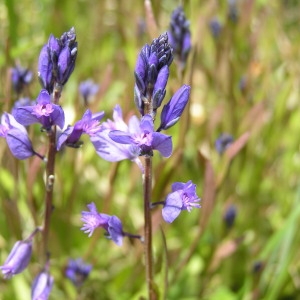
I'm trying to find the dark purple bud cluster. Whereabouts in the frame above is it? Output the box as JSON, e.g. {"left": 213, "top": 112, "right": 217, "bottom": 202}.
{"left": 168, "top": 6, "right": 191, "bottom": 69}
{"left": 11, "top": 64, "right": 33, "bottom": 94}
{"left": 38, "top": 27, "right": 77, "bottom": 93}
{"left": 223, "top": 205, "right": 237, "bottom": 229}
{"left": 209, "top": 18, "right": 222, "bottom": 39}
{"left": 134, "top": 33, "right": 173, "bottom": 115}
{"left": 215, "top": 133, "right": 234, "bottom": 155}
{"left": 65, "top": 258, "right": 92, "bottom": 287}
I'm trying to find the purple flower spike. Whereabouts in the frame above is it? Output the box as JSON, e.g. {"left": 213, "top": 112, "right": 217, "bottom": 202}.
{"left": 38, "top": 27, "right": 77, "bottom": 93}
{"left": 0, "top": 240, "right": 32, "bottom": 279}
{"left": 65, "top": 258, "right": 92, "bottom": 287}
{"left": 11, "top": 64, "right": 33, "bottom": 94}
{"left": 168, "top": 6, "right": 191, "bottom": 69}
{"left": 109, "top": 114, "right": 172, "bottom": 157}
{"left": 81, "top": 202, "right": 124, "bottom": 246}
{"left": 0, "top": 112, "right": 37, "bottom": 160}
{"left": 57, "top": 109, "right": 104, "bottom": 150}
{"left": 31, "top": 270, "right": 54, "bottom": 300}
{"left": 162, "top": 180, "right": 201, "bottom": 223}
{"left": 134, "top": 33, "right": 173, "bottom": 115}
{"left": 13, "top": 89, "right": 65, "bottom": 130}
{"left": 158, "top": 84, "right": 190, "bottom": 131}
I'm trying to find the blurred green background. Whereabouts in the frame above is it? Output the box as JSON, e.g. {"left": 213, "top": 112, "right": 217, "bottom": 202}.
{"left": 1, "top": 0, "right": 300, "bottom": 299}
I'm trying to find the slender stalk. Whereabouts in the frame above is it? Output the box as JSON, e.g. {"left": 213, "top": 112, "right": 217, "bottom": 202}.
{"left": 43, "top": 126, "right": 56, "bottom": 257}
{"left": 143, "top": 87, "right": 156, "bottom": 299}
{"left": 144, "top": 155, "right": 155, "bottom": 300}
{"left": 42, "top": 88, "right": 60, "bottom": 259}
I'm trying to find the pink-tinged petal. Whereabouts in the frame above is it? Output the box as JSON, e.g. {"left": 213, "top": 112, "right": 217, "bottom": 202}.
{"left": 151, "top": 132, "right": 172, "bottom": 157}
{"left": 162, "top": 191, "right": 182, "bottom": 223}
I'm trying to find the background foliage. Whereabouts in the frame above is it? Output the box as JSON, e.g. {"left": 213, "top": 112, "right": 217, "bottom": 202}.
{"left": 1, "top": 0, "right": 300, "bottom": 299}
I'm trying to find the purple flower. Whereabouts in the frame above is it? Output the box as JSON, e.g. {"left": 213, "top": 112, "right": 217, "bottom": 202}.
{"left": 90, "top": 105, "right": 143, "bottom": 171}
{"left": 158, "top": 84, "right": 190, "bottom": 131}
{"left": 223, "top": 205, "right": 237, "bottom": 229}
{"left": 56, "top": 109, "right": 104, "bottom": 150}
{"left": 13, "top": 89, "right": 65, "bottom": 130}
{"left": 38, "top": 27, "right": 77, "bottom": 93}
{"left": 109, "top": 114, "right": 172, "bottom": 157}
{"left": 215, "top": 133, "right": 234, "bottom": 155}
{"left": 134, "top": 33, "right": 173, "bottom": 115}
{"left": 65, "top": 258, "right": 92, "bottom": 287}
{"left": 31, "top": 270, "right": 54, "bottom": 300}
{"left": 209, "top": 18, "right": 222, "bottom": 38}
{"left": 0, "top": 112, "right": 37, "bottom": 160}
{"left": 81, "top": 202, "right": 124, "bottom": 246}
{"left": 0, "top": 240, "right": 32, "bottom": 279}
{"left": 162, "top": 180, "right": 201, "bottom": 223}
{"left": 11, "top": 64, "right": 33, "bottom": 94}
{"left": 79, "top": 79, "right": 99, "bottom": 105}
{"left": 168, "top": 6, "right": 191, "bottom": 69}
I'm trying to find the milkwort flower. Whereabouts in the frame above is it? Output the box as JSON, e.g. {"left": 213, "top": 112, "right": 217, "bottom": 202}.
{"left": 81, "top": 202, "right": 124, "bottom": 246}
{"left": 13, "top": 89, "right": 65, "bottom": 131}
{"left": 0, "top": 240, "right": 32, "bottom": 279}
{"left": 11, "top": 63, "right": 33, "bottom": 94}
{"left": 0, "top": 112, "right": 41, "bottom": 160}
{"left": 31, "top": 270, "right": 54, "bottom": 300}
{"left": 168, "top": 6, "right": 191, "bottom": 69}
{"left": 162, "top": 180, "right": 201, "bottom": 223}
{"left": 79, "top": 79, "right": 99, "bottom": 105}
{"left": 134, "top": 33, "right": 173, "bottom": 115}
{"left": 109, "top": 114, "right": 172, "bottom": 157}
{"left": 38, "top": 27, "right": 77, "bottom": 93}
{"left": 223, "top": 204, "right": 237, "bottom": 229}
{"left": 90, "top": 105, "right": 143, "bottom": 171}
{"left": 65, "top": 258, "right": 92, "bottom": 287}
{"left": 57, "top": 109, "right": 104, "bottom": 150}
{"left": 157, "top": 84, "right": 190, "bottom": 131}
{"left": 215, "top": 133, "right": 234, "bottom": 155}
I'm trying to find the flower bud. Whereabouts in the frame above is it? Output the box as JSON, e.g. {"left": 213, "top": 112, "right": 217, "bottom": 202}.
{"left": 158, "top": 84, "right": 190, "bottom": 131}
{"left": 0, "top": 240, "right": 32, "bottom": 279}
{"left": 31, "top": 270, "right": 54, "bottom": 300}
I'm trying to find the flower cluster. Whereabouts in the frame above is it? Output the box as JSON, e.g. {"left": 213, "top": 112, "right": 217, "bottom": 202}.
{"left": 11, "top": 64, "right": 33, "bottom": 94}
{"left": 168, "top": 6, "right": 191, "bottom": 69}
{"left": 65, "top": 258, "right": 92, "bottom": 287}
{"left": 38, "top": 27, "right": 77, "bottom": 93}
{"left": 134, "top": 33, "right": 173, "bottom": 115}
